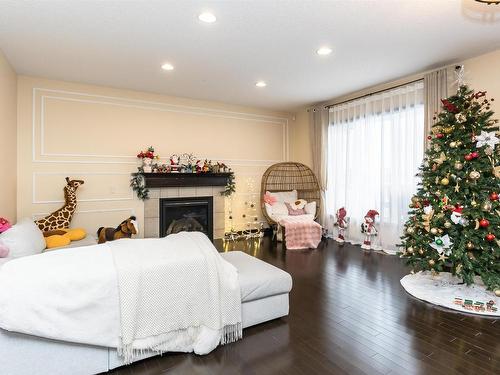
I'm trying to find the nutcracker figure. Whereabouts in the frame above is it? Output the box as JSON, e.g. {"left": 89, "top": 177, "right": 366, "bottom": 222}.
{"left": 334, "top": 207, "right": 348, "bottom": 244}
{"left": 360, "top": 209, "right": 379, "bottom": 250}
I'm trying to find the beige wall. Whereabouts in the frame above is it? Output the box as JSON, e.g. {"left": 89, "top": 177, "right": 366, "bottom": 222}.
{"left": 463, "top": 49, "right": 500, "bottom": 114}
{"left": 17, "top": 76, "right": 292, "bottom": 237}
{"left": 289, "top": 108, "right": 312, "bottom": 167}
{"left": 0, "top": 50, "right": 17, "bottom": 222}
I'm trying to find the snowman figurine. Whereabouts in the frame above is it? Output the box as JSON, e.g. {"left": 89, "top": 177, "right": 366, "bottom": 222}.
{"left": 334, "top": 207, "right": 349, "bottom": 244}
{"left": 360, "top": 210, "right": 379, "bottom": 250}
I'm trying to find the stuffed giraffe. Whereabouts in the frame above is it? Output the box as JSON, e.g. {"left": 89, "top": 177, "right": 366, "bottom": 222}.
{"left": 36, "top": 177, "right": 84, "bottom": 232}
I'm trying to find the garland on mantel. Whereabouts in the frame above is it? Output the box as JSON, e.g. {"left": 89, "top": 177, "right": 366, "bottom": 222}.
{"left": 130, "top": 168, "right": 149, "bottom": 201}
{"left": 131, "top": 149, "right": 237, "bottom": 201}
{"left": 130, "top": 169, "right": 236, "bottom": 201}
{"left": 221, "top": 172, "right": 236, "bottom": 197}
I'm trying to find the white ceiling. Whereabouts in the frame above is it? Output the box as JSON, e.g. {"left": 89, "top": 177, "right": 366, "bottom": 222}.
{"left": 1, "top": 0, "right": 500, "bottom": 112}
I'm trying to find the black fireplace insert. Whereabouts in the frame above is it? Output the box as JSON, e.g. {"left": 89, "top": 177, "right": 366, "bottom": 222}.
{"left": 159, "top": 197, "right": 213, "bottom": 241}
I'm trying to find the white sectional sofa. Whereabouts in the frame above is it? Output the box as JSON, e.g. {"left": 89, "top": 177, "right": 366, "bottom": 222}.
{"left": 0, "top": 251, "right": 292, "bottom": 375}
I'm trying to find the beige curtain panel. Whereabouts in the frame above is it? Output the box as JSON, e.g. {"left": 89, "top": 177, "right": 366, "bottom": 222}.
{"left": 424, "top": 67, "right": 452, "bottom": 147}
{"left": 309, "top": 106, "right": 329, "bottom": 226}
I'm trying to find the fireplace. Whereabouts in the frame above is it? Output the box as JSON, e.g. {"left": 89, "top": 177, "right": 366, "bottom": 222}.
{"left": 159, "top": 197, "right": 214, "bottom": 241}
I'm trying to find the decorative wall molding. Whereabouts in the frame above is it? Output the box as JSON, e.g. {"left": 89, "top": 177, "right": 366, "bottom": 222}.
{"left": 32, "top": 207, "right": 135, "bottom": 220}
{"left": 32, "top": 172, "right": 134, "bottom": 204}
{"left": 32, "top": 87, "right": 290, "bottom": 165}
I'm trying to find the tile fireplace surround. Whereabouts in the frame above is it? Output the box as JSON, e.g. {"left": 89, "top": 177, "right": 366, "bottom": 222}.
{"left": 143, "top": 186, "right": 225, "bottom": 239}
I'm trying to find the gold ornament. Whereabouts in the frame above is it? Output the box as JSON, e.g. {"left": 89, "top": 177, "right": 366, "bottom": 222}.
{"left": 444, "top": 221, "right": 452, "bottom": 228}
{"left": 429, "top": 259, "right": 436, "bottom": 266}
{"left": 407, "top": 247, "right": 414, "bottom": 254}
{"left": 433, "top": 144, "right": 441, "bottom": 152}
{"left": 434, "top": 152, "right": 447, "bottom": 166}
{"left": 469, "top": 170, "right": 480, "bottom": 180}
{"left": 443, "top": 126, "right": 454, "bottom": 134}
{"left": 406, "top": 226, "right": 415, "bottom": 234}
{"left": 456, "top": 141, "right": 462, "bottom": 147}
{"left": 418, "top": 249, "right": 425, "bottom": 255}
{"left": 456, "top": 264, "right": 463, "bottom": 273}
{"left": 493, "top": 166, "right": 500, "bottom": 179}
{"left": 440, "top": 178, "right": 449, "bottom": 186}
{"left": 454, "top": 162, "right": 463, "bottom": 170}
{"left": 495, "top": 289, "right": 500, "bottom": 297}
{"left": 438, "top": 229, "right": 443, "bottom": 234}
{"left": 438, "top": 253, "right": 448, "bottom": 262}
{"left": 430, "top": 227, "right": 438, "bottom": 235}
{"left": 484, "top": 147, "right": 493, "bottom": 156}
{"left": 471, "top": 200, "right": 477, "bottom": 207}
{"left": 482, "top": 201, "right": 492, "bottom": 212}
{"left": 466, "top": 242, "right": 474, "bottom": 250}
{"left": 431, "top": 126, "right": 443, "bottom": 135}
{"left": 449, "top": 141, "right": 457, "bottom": 148}
{"left": 421, "top": 208, "right": 434, "bottom": 232}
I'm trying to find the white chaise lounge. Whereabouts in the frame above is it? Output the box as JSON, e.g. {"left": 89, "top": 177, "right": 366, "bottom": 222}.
{"left": 0, "top": 251, "right": 292, "bottom": 375}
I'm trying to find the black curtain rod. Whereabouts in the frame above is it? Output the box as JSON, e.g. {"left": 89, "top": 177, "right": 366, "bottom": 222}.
{"left": 324, "top": 78, "right": 423, "bottom": 109}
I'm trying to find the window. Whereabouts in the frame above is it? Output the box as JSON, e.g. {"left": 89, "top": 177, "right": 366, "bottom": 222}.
{"left": 327, "top": 81, "right": 424, "bottom": 253}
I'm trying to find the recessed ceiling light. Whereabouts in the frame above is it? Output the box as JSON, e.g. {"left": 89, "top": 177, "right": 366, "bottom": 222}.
{"left": 199, "top": 12, "right": 216, "bottom": 23}
{"left": 161, "top": 63, "right": 174, "bottom": 71}
{"left": 255, "top": 81, "right": 267, "bottom": 88}
{"left": 316, "top": 47, "right": 333, "bottom": 56}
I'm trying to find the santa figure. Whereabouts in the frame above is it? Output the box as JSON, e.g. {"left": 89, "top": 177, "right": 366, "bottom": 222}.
{"left": 360, "top": 210, "right": 379, "bottom": 250}
{"left": 334, "top": 207, "right": 349, "bottom": 244}
{"left": 450, "top": 205, "right": 468, "bottom": 226}
{"left": 170, "top": 154, "right": 180, "bottom": 173}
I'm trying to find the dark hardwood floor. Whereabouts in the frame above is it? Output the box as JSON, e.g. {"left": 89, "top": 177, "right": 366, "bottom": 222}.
{"left": 108, "top": 237, "right": 500, "bottom": 375}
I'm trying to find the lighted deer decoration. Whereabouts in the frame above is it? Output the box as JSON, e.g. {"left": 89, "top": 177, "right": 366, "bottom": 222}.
{"left": 35, "top": 177, "right": 84, "bottom": 232}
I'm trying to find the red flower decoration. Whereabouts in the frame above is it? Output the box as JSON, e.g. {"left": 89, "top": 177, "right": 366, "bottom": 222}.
{"left": 441, "top": 99, "right": 459, "bottom": 113}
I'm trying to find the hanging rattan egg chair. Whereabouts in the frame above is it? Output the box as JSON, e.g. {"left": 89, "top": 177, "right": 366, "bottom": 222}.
{"left": 260, "top": 162, "right": 321, "bottom": 225}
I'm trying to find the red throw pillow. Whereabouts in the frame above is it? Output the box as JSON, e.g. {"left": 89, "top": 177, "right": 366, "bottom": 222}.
{"left": 285, "top": 202, "right": 305, "bottom": 216}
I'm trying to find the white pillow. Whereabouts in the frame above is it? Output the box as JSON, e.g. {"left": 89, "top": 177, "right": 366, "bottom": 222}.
{"left": 267, "top": 190, "right": 298, "bottom": 203}
{"left": 0, "top": 218, "right": 46, "bottom": 259}
{"left": 304, "top": 201, "right": 317, "bottom": 216}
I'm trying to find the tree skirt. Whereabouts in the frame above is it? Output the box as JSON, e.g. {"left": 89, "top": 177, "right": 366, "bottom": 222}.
{"left": 400, "top": 272, "right": 499, "bottom": 317}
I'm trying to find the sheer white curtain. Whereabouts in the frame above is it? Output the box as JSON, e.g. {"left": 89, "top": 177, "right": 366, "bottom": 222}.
{"left": 326, "top": 81, "right": 424, "bottom": 253}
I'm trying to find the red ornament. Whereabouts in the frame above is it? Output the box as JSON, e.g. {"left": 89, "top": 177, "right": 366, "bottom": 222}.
{"left": 436, "top": 133, "right": 444, "bottom": 139}
{"left": 485, "top": 233, "right": 496, "bottom": 242}
{"left": 471, "top": 151, "right": 479, "bottom": 159}
{"left": 464, "top": 154, "right": 473, "bottom": 161}
{"left": 479, "top": 219, "right": 489, "bottom": 228}
{"left": 427, "top": 135, "right": 432, "bottom": 140}
{"left": 490, "top": 192, "right": 499, "bottom": 201}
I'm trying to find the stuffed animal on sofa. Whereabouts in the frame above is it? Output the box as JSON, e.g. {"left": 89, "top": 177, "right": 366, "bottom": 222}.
{"left": 97, "top": 216, "right": 138, "bottom": 244}
{"left": 35, "top": 177, "right": 84, "bottom": 232}
{"left": 43, "top": 228, "right": 88, "bottom": 250}
{"left": 0, "top": 218, "right": 12, "bottom": 257}
{"left": 0, "top": 217, "right": 12, "bottom": 234}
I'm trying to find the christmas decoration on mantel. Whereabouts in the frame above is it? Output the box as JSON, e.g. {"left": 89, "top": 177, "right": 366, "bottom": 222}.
{"left": 130, "top": 148, "right": 236, "bottom": 200}
{"left": 400, "top": 70, "right": 500, "bottom": 293}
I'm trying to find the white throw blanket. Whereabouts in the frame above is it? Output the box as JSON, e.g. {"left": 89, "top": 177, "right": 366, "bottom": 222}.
{"left": 0, "top": 232, "right": 242, "bottom": 363}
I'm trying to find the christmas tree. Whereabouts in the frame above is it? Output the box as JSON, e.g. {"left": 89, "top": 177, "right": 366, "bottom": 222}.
{"left": 401, "top": 84, "right": 499, "bottom": 292}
